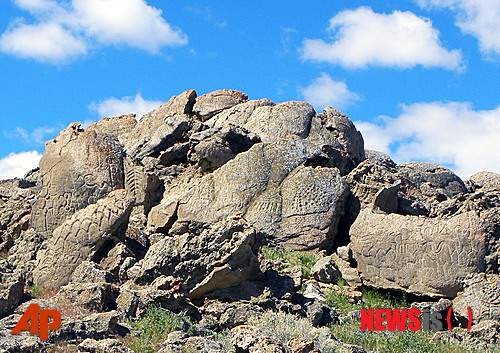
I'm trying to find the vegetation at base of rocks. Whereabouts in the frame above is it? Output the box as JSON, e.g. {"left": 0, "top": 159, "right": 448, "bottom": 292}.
{"left": 28, "top": 284, "right": 59, "bottom": 299}
{"left": 249, "top": 310, "right": 346, "bottom": 353}
{"left": 123, "top": 305, "right": 185, "bottom": 353}
{"left": 261, "top": 245, "right": 319, "bottom": 279}
{"left": 326, "top": 286, "right": 497, "bottom": 353}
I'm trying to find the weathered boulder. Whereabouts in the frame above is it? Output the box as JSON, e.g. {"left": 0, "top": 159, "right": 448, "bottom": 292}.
{"left": 398, "top": 162, "right": 468, "bottom": 200}
{"left": 137, "top": 216, "right": 261, "bottom": 298}
{"left": 33, "top": 189, "right": 134, "bottom": 289}
{"left": 52, "top": 311, "right": 123, "bottom": 341}
{"left": 194, "top": 89, "right": 248, "bottom": 121}
{"left": 454, "top": 273, "right": 500, "bottom": 324}
{"left": 469, "top": 172, "right": 500, "bottom": 191}
{"left": 55, "top": 282, "right": 118, "bottom": 312}
{"left": 71, "top": 261, "right": 114, "bottom": 284}
{"left": 150, "top": 136, "right": 349, "bottom": 250}
{"left": 231, "top": 325, "right": 288, "bottom": 353}
{"left": 125, "top": 89, "right": 197, "bottom": 159}
{"left": 364, "top": 150, "right": 396, "bottom": 169}
{"left": 78, "top": 338, "right": 135, "bottom": 353}
{"left": 158, "top": 331, "right": 228, "bottom": 353}
{"left": 311, "top": 257, "right": 340, "bottom": 284}
{"left": 208, "top": 98, "right": 275, "bottom": 129}
{"left": 0, "top": 269, "right": 24, "bottom": 319}
{"left": 31, "top": 123, "right": 125, "bottom": 236}
{"left": 0, "top": 179, "right": 38, "bottom": 253}
{"left": 86, "top": 114, "right": 137, "bottom": 144}
{"left": 350, "top": 207, "right": 486, "bottom": 297}
{"left": 243, "top": 101, "right": 315, "bottom": 143}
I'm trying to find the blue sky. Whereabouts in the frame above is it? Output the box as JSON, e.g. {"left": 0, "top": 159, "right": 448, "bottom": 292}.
{"left": 0, "top": 0, "right": 499, "bottom": 179}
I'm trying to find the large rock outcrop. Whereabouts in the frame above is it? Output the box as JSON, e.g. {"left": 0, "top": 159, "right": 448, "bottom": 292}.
{"left": 31, "top": 123, "right": 125, "bottom": 236}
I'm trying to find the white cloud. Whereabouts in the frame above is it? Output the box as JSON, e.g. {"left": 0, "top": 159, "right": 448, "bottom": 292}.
{"left": 0, "top": 21, "right": 87, "bottom": 63}
{"left": 0, "top": 0, "right": 187, "bottom": 63}
{"left": 418, "top": 0, "right": 500, "bottom": 55}
{"left": 0, "top": 151, "right": 42, "bottom": 181}
{"left": 90, "top": 93, "right": 162, "bottom": 120}
{"left": 301, "top": 6, "right": 463, "bottom": 70}
{"left": 299, "top": 73, "right": 360, "bottom": 111}
{"left": 73, "top": 0, "right": 187, "bottom": 52}
{"left": 356, "top": 102, "right": 500, "bottom": 178}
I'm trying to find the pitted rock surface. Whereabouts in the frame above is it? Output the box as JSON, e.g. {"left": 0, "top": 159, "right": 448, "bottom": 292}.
{"left": 193, "top": 89, "right": 248, "bottom": 121}
{"left": 350, "top": 208, "right": 486, "bottom": 297}
{"left": 31, "top": 123, "right": 125, "bottom": 236}
{"left": 150, "top": 136, "right": 349, "bottom": 249}
{"left": 454, "top": 273, "right": 500, "bottom": 324}
{"left": 125, "top": 89, "right": 197, "bottom": 159}
{"left": 33, "top": 190, "right": 134, "bottom": 289}
{"left": 137, "top": 216, "right": 261, "bottom": 298}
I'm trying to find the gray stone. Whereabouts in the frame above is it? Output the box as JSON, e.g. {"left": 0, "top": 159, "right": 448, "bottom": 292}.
{"left": 0, "top": 273, "right": 24, "bottom": 319}
{"left": 364, "top": 150, "right": 396, "bottom": 169}
{"left": 86, "top": 114, "right": 137, "bottom": 144}
{"left": 78, "top": 338, "right": 135, "bottom": 353}
{"left": 350, "top": 207, "right": 486, "bottom": 297}
{"left": 231, "top": 325, "right": 288, "bottom": 353}
{"left": 33, "top": 189, "right": 134, "bottom": 289}
{"left": 125, "top": 89, "right": 196, "bottom": 159}
{"left": 31, "top": 123, "right": 125, "bottom": 236}
{"left": 138, "top": 215, "right": 261, "bottom": 298}
{"left": 244, "top": 101, "right": 315, "bottom": 143}
{"left": 194, "top": 89, "right": 248, "bottom": 121}
{"left": 71, "top": 261, "right": 114, "bottom": 284}
{"left": 311, "top": 257, "right": 340, "bottom": 284}
{"left": 398, "top": 162, "right": 468, "bottom": 199}
{"left": 454, "top": 273, "right": 500, "bottom": 324}
{"left": 469, "top": 172, "right": 500, "bottom": 191}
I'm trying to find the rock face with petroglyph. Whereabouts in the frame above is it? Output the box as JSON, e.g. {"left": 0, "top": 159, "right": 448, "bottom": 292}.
{"left": 33, "top": 189, "right": 133, "bottom": 289}
{"left": 31, "top": 123, "right": 125, "bottom": 237}
{"left": 350, "top": 207, "right": 486, "bottom": 297}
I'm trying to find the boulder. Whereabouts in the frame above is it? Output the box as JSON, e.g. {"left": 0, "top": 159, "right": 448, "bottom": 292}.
{"left": 78, "top": 338, "right": 135, "bottom": 353}
{"left": 33, "top": 189, "right": 134, "bottom": 289}
{"left": 158, "top": 331, "right": 228, "bottom": 353}
{"left": 125, "top": 89, "right": 196, "bottom": 159}
{"left": 469, "top": 172, "right": 500, "bottom": 191}
{"left": 0, "top": 272, "right": 24, "bottom": 319}
{"left": 194, "top": 89, "right": 248, "bottom": 121}
{"left": 454, "top": 273, "right": 500, "bottom": 324}
{"left": 137, "top": 216, "right": 261, "bottom": 298}
{"left": 311, "top": 257, "right": 340, "bottom": 284}
{"left": 31, "top": 123, "right": 125, "bottom": 236}
{"left": 350, "top": 207, "right": 486, "bottom": 297}
{"left": 231, "top": 325, "right": 288, "bottom": 353}
{"left": 71, "top": 261, "right": 114, "bottom": 284}
{"left": 398, "top": 162, "right": 467, "bottom": 199}
{"left": 243, "top": 101, "right": 315, "bottom": 143}
{"left": 364, "top": 150, "right": 396, "bottom": 169}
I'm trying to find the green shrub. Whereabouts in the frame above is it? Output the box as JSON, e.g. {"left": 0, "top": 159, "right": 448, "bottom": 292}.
{"left": 124, "top": 305, "right": 184, "bottom": 353}
{"left": 261, "top": 245, "right": 319, "bottom": 279}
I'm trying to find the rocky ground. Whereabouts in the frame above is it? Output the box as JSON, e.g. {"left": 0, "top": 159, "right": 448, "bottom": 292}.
{"left": 0, "top": 89, "right": 499, "bottom": 352}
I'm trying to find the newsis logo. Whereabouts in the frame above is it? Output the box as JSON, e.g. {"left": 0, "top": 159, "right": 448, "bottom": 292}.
{"left": 360, "top": 307, "right": 473, "bottom": 332}
{"left": 11, "top": 304, "right": 61, "bottom": 340}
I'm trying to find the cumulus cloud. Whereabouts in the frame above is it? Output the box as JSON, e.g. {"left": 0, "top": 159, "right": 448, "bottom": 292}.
{"left": 418, "top": 0, "right": 500, "bottom": 55}
{"left": 301, "top": 7, "right": 463, "bottom": 70}
{"left": 356, "top": 102, "right": 500, "bottom": 178}
{"left": 299, "top": 73, "right": 360, "bottom": 111}
{"left": 0, "top": 21, "right": 87, "bottom": 63}
{"left": 0, "top": 151, "right": 42, "bottom": 181}
{"left": 0, "top": 0, "right": 187, "bottom": 63}
{"left": 90, "top": 93, "right": 162, "bottom": 120}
